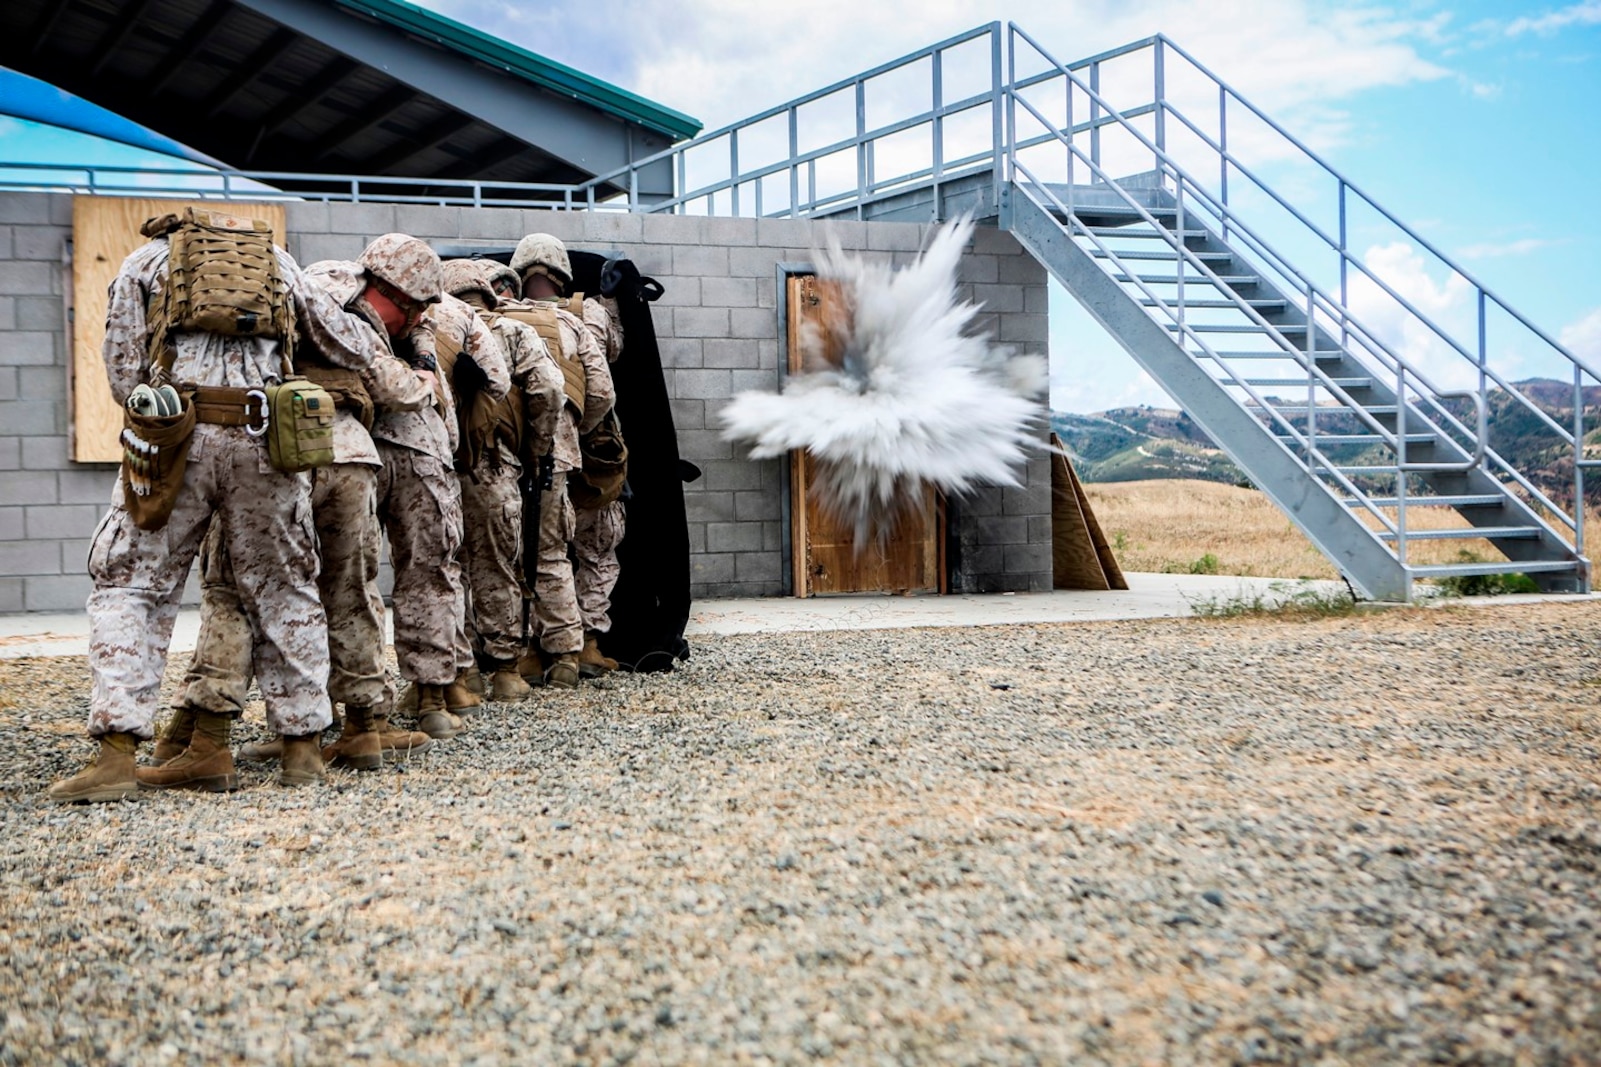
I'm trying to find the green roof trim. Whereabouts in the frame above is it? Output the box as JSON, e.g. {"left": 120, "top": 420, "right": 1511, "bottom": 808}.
{"left": 332, "top": 0, "right": 702, "bottom": 141}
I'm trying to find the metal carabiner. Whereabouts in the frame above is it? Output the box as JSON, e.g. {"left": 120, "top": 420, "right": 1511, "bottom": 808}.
{"left": 244, "top": 388, "right": 270, "bottom": 437}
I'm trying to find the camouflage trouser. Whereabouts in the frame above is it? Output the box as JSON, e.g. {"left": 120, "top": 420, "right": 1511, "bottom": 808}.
{"left": 530, "top": 470, "right": 582, "bottom": 655}
{"left": 573, "top": 500, "right": 625, "bottom": 634}
{"left": 86, "top": 425, "right": 330, "bottom": 740}
{"left": 376, "top": 442, "right": 464, "bottom": 685}
{"left": 459, "top": 462, "right": 523, "bottom": 664}
{"left": 180, "top": 463, "right": 389, "bottom": 717}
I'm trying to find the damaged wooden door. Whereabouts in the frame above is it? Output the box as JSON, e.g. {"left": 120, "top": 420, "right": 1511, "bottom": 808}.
{"left": 786, "top": 274, "right": 943, "bottom": 597}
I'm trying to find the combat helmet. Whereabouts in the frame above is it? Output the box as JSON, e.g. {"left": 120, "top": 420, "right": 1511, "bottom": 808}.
{"left": 510, "top": 233, "right": 572, "bottom": 292}
{"left": 484, "top": 261, "right": 522, "bottom": 300}
{"left": 359, "top": 233, "right": 443, "bottom": 305}
{"left": 441, "top": 259, "right": 499, "bottom": 309}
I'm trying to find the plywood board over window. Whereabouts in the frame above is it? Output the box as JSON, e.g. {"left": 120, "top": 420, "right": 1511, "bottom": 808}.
{"left": 786, "top": 273, "right": 944, "bottom": 597}
{"left": 71, "top": 197, "right": 287, "bottom": 462}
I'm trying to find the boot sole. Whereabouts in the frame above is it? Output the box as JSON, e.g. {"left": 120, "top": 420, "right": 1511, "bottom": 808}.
{"left": 46, "top": 784, "right": 138, "bottom": 804}
{"left": 325, "top": 752, "right": 382, "bottom": 771}
{"left": 137, "top": 773, "right": 240, "bottom": 793}
{"left": 278, "top": 771, "right": 325, "bottom": 787}
{"left": 378, "top": 738, "right": 434, "bottom": 760}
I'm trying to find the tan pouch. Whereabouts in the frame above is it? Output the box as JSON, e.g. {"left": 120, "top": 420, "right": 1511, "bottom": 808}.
{"left": 120, "top": 398, "right": 196, "bottom": 532}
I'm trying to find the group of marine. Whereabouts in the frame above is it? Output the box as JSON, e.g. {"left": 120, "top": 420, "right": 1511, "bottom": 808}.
{"left": 49, "top": 212, "right": 630, "bottom": 803}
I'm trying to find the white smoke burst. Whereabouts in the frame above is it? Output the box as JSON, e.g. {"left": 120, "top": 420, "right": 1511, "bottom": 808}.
{"left": 719, "top": 216, "right": 1050, "bottom": 544}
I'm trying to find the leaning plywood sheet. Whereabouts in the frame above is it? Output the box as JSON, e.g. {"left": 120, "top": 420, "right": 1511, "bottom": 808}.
{"left": 71, "top": 197, "right": 285, "bottom": 462}
{"left": 1051, "top": 432, "right": 1128, "bottom": 590}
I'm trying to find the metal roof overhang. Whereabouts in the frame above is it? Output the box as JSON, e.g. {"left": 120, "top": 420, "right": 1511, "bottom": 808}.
{"left": 0, "top": 0, "right": 701, "bottom": 203}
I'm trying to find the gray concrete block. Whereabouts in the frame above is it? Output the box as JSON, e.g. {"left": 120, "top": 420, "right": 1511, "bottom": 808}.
{"left": 0, "top": 368, "right": 13, "bottom": 401}
{"left": 0, "top": 227, "right": 10, "bottom": 260}
{"left": 284, "top": 201, "right": 330, "bottom": 233}
{"left": 972, "top": 514, "right": 1028, "bottom": 545}
{"left": 998, "top": 254, "right": 1045, "bottom": 285}
{"left": 0, "top": 195, "right": 52, "bottom": 225}
{"left": 729, "top": 369, "right": 778, "bottom": 393}
{"left": 294, "top": 234, "right": 366, "bottom": 267}
{"left": 956, "top": 255, "right": 998, "bottom": 284}
{"left": 684, "top": 491, "right": 735, "bottom": 523}
{"left": 0, "top": 400, "right": 59, "bottom": 435}
{"left": 58, "top": 538, "right": 90, "bottom": 573}
{"left": 636, "top": 213, "right": 705, "bottom": 245}
{"left": 1028, "top": 513, "right": 1053, "bottom": 544}
{"left": 972, "top": 283, "right": 1025, "bottom": 314}
{"left": 735, "top": 551, "right": 782, "bottom": 584}
{"left": 756, "top": 218, "right": 816, "bottom": 249}
{"left": 652, "top": 275, "right": 701, "bottom": 308}
{"left": 692, "top": 581, "right": 736, "bottom": 600}
{"left": 21, "top": 435, "right": 67, "bottom": 469}
{"left": 16, "top": 296, "right": 63, "bottom": 331}
{"left": 328, "top": 202, "right": 398, "bottom": 235}
{"left": 1025, "top": 284, "right": 1050, "bottom": 315}
{"left": 1000, "top": 313, "right": 1049, "bottom": 347}
{"left": 706, "top": 521, "right": 764, "bottom": 553}
{"left": 755, "top": 276, "right": 776, "bottom": 309}
{"left": 460, "top": 207, "right": 528, "bottom": 241}
{"left": 6, "top": 471, "right": 58, "bottom": 505}
{"left": 24, "top": 573, "right": 91, "bottom": 611}
{"left": 762, "top": 521, "right": 785, "bottom": 553}
{"left": 691, "top": 552, "right": 736, "bottom": 584}
{"left": 26, "top": 504, "right": 99, "bottom": 540}
{"left": 674, "top": 369, "right": 734, "bottom": 400}
{"left": 672, "top": 244, "right": 730, "bottom": 277}
{"left": 0, "top": 297, "right": 14, "bottom": 331}
{"left": 867, "top": 222, "right": 928, "bottom": 252}
{"left": 729, "top": 246, "right": 788, "bottom": 278}
{"left": 961, "top": 543, "right": 1005, "bottom": 576}
{"left": 0, "top": 331, "right": 55, "bottom": 366}
{"left": 13, "top": 226, "right": 65, "bottom": 262}
{"left": 58, "top": 468, "right": 116, "bottom": 504}
{"left": 0, "top": 437, "right": 17, "bottom": 471}
{"left": 18, "top": 366, "right": 65, "bottom": 401}
{"left": 623, "top": 246, "right": 670, "bottom": 276}
{"left": 729, "top": 307, "right": 776, "bottom": 340}
{"left": 683, "top": 522, "right": 706, "bottom": 554}
{"left": 579, "top": 212, "right": 644, "bottom": 244}
{"left": 1002, "top": 482, "right": 1050, "bottom": 515}
{"left": 676, "top": 429, "right": 734, "bottom": 461}
{"left": 657, "top": 338, "right": 704, "bottom": 369}
{"left": 971, "top": 224, "right": 1022, "bottom": 255}
{"left": 0, "top": 540, "right": 59, "bottom": 576}
{"left": 0, "top": 507, "right": 21, "bottom": 539}
{"left": 960, "top": 487, "right": 1004, "bottom": 518}
{"left": 1004, "top": 542, "right": 1052, "bottom": 574}
{"left": 520, "top": 210, "right": 585, "bottom": 241}
{"left": 702, "top": 459, "right": 766, "bottom": 492}
{"left": 699, "top": 277, "right": 756, "bottom": 308}
{"left": 673, "top": 307, "right": 730, "bottom": 339}
{"left": 703, "top": 216, "right": 759, "bottom": 244}
{"left": 0, "top": 578, "right": 21, "bottom": 612}
{"left": 668, "top": 397, "right": 706, "bottom": 431}
{"left": 702, "top": 340, "right": 762, "bottom": 369}
{"left": 734, "top": 488, "right": 780, "bottom": 522}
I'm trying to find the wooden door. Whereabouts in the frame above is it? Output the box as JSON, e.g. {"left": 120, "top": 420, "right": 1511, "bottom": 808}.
{"left": 71, "top": 197, "right": 287, "bottom": 462}
{"left": 787, "top": 274, "right": 943, "bottom": 596}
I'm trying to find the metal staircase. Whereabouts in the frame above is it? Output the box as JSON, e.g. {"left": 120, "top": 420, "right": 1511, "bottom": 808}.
{"left": 30, "top": 22, "right": 1596, "bottom": 601}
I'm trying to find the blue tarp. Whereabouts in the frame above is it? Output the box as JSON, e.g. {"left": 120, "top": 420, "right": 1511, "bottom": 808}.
{"left": 0, "top": 67, "right": 220, "bottom": 166}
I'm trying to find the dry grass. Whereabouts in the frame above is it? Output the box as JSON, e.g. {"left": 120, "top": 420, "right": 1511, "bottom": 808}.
{"left": 1083, "top": 479, "right": 1601, "bottom": 581}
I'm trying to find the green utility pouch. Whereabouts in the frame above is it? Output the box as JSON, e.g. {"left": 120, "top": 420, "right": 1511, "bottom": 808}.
{"left": 264, "top": 376, "right": 336, "bottom": 472}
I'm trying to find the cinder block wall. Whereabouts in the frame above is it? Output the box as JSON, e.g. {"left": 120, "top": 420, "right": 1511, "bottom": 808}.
{"left": 0, "top": 192, "right": 1050, "bottom": 611}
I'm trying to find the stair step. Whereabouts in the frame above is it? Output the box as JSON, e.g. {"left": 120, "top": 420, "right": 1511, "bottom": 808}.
{"left": 1140, "top": 298, "right": 1288, "bottom": 310}
{"left": 1409, "top": 560, "right": 1579, "bottom": 578}
{"left": 1194, "top": 350, "right": 1345, "bottom": 362}
{"left": 1376, "top": 526, "right": 1543, "bottom": 542}
{"left": 1349, "top": 496, "right": 1506, "bottom": 509}
{"left": 1113, "top": 274, "right": 1260, "bottom": 287}
{"left": 1253, "top": 404, "right": 1398, "bottom": 416}
{"left": 1301, "top": 433, "right": 1438, "bottom": 446}
{"left": 1242, "top": 377, "right": 1373, "bottom": 388}
{"left": 1086, "top": 226, "right": 1209, "bottom": 239}
{"left": 1091, "top": 248, "right": 1234, "bottom": 262}
{"left": 1170, "top": 323, "right": 1308, "bottom": 334}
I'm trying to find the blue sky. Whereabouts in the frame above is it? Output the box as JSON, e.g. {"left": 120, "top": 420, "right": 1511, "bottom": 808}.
{"left": 3, "top": 0, "right": 1597, "bottom": 412}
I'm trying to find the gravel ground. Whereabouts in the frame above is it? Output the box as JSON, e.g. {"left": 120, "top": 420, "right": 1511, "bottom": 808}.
{"left": 0, "top": 602, "right": 1598, "bottom": 1065}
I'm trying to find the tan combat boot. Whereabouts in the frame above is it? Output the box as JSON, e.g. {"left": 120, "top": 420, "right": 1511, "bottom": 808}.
{"left": 395, "top": 682, "right": 420, "bottom": 714}
{"left": 371, "top": 713, "right": 434, "bottom": 761}
{"left": 487, "top": 659, "right": 532, "bottom": 701}
{"left": 578, "top": 633, "right": 619, "bottom": 678}
{"left": 544, "top": 652, "right": 580, "bottom": 690}
{"left": 459, "top": 665, "right": 485, "bottom": 697}
{"left": 47, "top": 733, "right": 139, "bottom": 804}
{"left": 136, "top": 712, "right": 239, "bottom": 792}
{"left": 321, "top": 705, "right": 382, "bottom": 771}
{"left": 416, "top": 684, "right": 464, "bottom": 740}
{"left": 445, "top": 672, "right": 483, "bottom": 716}
{"left": 516, "top": 647, "right": 547, "bottom": 683}
{"left": 236, "top": 736, "right": 285, "bottom": 763}
{"left": 279, "top": 734, "right": 326, "bottom": 787}
{"left": 151, "top": 706, "right": 197, "bottom": 765}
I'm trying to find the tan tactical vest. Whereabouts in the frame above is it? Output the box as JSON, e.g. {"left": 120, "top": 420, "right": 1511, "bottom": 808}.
{"left": 433, "top": 323, "right": 506, "bottom": 472}
{"left": 499, "top": 295, "right": 586, "bottom": 419}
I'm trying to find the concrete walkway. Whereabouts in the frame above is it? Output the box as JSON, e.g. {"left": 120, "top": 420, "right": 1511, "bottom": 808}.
{"left": 0, "top": 572, "right": 1592, "bottom": 660}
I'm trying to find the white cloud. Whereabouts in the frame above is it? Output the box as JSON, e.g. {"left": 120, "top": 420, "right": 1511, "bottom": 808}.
{"left": 1456, "top": 237, "right": 1562, "bottom": 259}
{"left": 1559, "top": 307, "right": 1601, "bottom": 362}
{"left": 1504, "top": 1, "right": 1601, "bottom": 36}
{"left": 1346, "top": 241, "right": 1484, "bottom": 390}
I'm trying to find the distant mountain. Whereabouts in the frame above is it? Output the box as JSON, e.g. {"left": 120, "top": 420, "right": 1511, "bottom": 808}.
{"left": 1051, "top": 378, "right": 1601, "bottom": 502}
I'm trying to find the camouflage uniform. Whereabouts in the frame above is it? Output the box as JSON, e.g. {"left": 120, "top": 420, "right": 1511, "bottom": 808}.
{"left": 572, "top": 297, "right": 626, "bottom": 636}
{"left": 177, "top": 265, "right": 435, "bottom": 716}
{"left": 86, "top": 240, "right": 382, "bottom": 741}
{"left": 385, "top": 293, "right": 510, "bottom": 684}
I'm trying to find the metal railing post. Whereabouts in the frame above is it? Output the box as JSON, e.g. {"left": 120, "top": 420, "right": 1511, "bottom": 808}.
{"left": 1154, "top": 38, "right": 1166, "bottom": 164}
{"left": 1218, "top": 86, "right": 1228, "bottom": 241}
{"left": 991, "top": 23, "right": 1005, "bottom": 213}
{"left": 856, "top": 78, "right": 867, "bottom": 220}
{"left": 788, "top": 106, "right": 800, "bottom": 218}
{"left": 730, "top": 130, "right": 740, "bottom": 216}
{"left": 932, "top": 48, "right": 945, "bottom": 221}
{"left": 1338, "top": 181, "right": 1348, "bottom": 351}
{"left": 676, "top": 152, "right": 687, "bottom": 215}
{"left": 1090, "top": 61, "right": 1102, "bottom": 170}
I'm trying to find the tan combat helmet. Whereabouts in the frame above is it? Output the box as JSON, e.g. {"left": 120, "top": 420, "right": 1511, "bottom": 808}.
{"left": 359, "top": 233, "right": 444, "bottom": 305}
{"left": 441, "top": 259, "right": 499, "bottom": 308}
{"left": 510, "top": 233, "right": 572, "bottom": 293}
{"left": 484, "top": 261, "right": 521, "bottom": 301}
